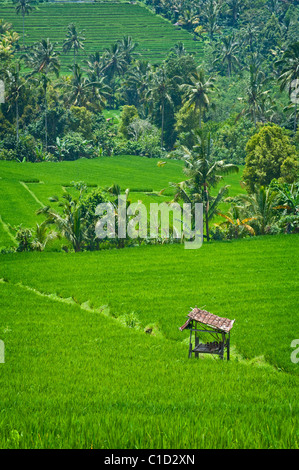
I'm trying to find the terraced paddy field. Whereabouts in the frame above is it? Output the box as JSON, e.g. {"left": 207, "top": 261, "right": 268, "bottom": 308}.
{"left": 0, "top": 235, "right": 298, "bottom": 448}
{"left": 1, "top": 158, "right": 297, "bottom": 449}
{"left": 0, "top": 2, "right": 203, "bottom": 69}
{"left": 0, "top": 157, "right": 244, "bottom": 249}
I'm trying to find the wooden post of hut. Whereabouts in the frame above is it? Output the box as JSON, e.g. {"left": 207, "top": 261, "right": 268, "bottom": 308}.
{"left": 179, "top": 307, "right": 235, "bottom": 360}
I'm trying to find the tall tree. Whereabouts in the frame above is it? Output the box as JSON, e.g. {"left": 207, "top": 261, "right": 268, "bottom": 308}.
{"left": 213, "top": 33, "right": 241, "bottom": 78}
{"left": 14, "top": 0, "right": 34, "bottom": 47}
{"left": 276, "top": 42, "right": 299, "bottom": 132}
{"left": 238, "top": 59, "right": 270, "bottom": 127}
{"left": 117, "top": 36, "right": 139, "bottom": 68}
{"left": 202, "top": 0, "right": 222, "bottom": 41}
{"left": 65, "top": 63, "right": 110, "bottom": 110}
{"left": 180, "top": 66, "right": 217, "bottom": 128}
{"left": 63, "top": 23, "right": 85, "bottom": 69}
{"left": 146, "top": 65, "right": 173, "bottom": 149}
{"left": 102, "top": 42, "right": 126, "bottom": 81}
{"left": 25, "top": 38, "right": 60, "bottom": 150}
{"left": 176, "top": 129, "right": 239, "bottom": 241}
{"left": 6, "top": 61, "right": 28, "bottom": 143}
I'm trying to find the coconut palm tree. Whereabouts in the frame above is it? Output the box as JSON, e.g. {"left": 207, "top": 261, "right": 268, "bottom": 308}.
{"left": 25, "top": 38, "right": 60, "bottom": 150}
{"left": 126, "top": 59, "right": 153, "bottom": 114}
{"left": 276, "top": 41, "right": 299, "bottom": 132}
{"left": 226, "top": 0, "right": 243, "bottom": 27}
{"left": 14, "top": 0, "right": 34, "bottom": 47}
{"left": 146, "top": 65, "right": 173, "bottom": 149}
{"left": 65, "top": 63, "right": 110, "bottom": 109}
{"left": 177, "top": 8, "right": 200, "bottom": 32}
{"left": 117, "top": 36, "right": 139, "bottom": 67}
{"left": 173, "top": 129, "right": 239, "bottom": 241}
{"left": 237, "top": 59, "right": 271, "bottom": 127}
{"left": 102, "top": 42, "right": 126, "bottom": 80}
{"left": 202, "top": 0, "right": 222, "bottom": 41}
{"left": 85, "top": 51, "right": 105, "bottom": 82}
{"left": 63, "top": 23, "right": 85, "bottom": 69}
{"left": 5, "top": 61, "right": 28, "bottom": 143}
{"left": 213, "top": 33, "right": 241, "bottom": 78}
{"left": 38, "top": 192, "right": 87, "bottom": 253}
{"left": 180, "top": 66, "right": 217, "bottom": 128}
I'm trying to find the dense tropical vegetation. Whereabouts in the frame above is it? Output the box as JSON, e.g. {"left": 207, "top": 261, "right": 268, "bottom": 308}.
{"left": 0, "top": 0, "right": 297, "bottom": 250}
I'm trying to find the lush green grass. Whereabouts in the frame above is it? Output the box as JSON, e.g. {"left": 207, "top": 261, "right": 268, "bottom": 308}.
{"left": 0, "top": 157, "right": 244, "bottom": 248}
{"left": 0, "top": 2, "right": 203, "bottom": 69}
{"left": 0, "top": 234, "right": 298, "bottom": 449}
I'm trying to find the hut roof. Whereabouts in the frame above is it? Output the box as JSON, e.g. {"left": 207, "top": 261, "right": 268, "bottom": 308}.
{"left": 180, "top": 307, "right": 235, "bottom": 333}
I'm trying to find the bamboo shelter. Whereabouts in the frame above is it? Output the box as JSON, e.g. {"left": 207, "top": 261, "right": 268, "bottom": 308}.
{"left": 179, "top": 307, "right": 235, "bottom": 360}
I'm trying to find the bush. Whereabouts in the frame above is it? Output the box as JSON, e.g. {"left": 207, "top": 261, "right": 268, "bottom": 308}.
{"left": 58, "top": 133, "right": 95, "bottom": 161}
{"left": 243, "top": 124, "right": 298, "bottom": 192}
{"left": 119, "top": 105, "right": 139, "bottom": 139}
{"left": 0, "top": 133, "right": 37, "bottom": 162}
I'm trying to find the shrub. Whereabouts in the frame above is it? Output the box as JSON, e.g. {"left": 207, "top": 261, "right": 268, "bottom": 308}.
{"left": 59, "top": 132, "right": 95, "bottom": 161}
{"left": 243, "top": 124, "right": 298, "bottom": 192}
{"left": 0, "top": 133, "right": 37, "bottom": 162}
{"left": 119, "top": 105, "right": 139, "bottom": 139}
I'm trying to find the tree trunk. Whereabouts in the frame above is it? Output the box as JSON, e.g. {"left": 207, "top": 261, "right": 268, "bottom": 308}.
{"left": 44, "top": 84, "right": 48, "bottom": 151}
{"left": 199, "top": 106, "right": 202, "bottom": 128}
{"left": 16, "top": 99, "right": 19, "bottom": 144}
{"left": 294, "top": 101, "right": 297, "bottom": 133}
{"left": 204, "top": 184, "right": 210, "bottom": 242}
{"left": 161, "top": 100, "right": 164, "bottom": 149}
{"left": 22, "top": 13, "right": 25, "bottom": 48}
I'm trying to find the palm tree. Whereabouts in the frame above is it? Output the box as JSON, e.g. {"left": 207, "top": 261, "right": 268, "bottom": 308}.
{"left": 240, "top": 23, "right": 259, "bottom": 53}
{"left": 226, "top": 0, "right": 243, "bottom": 27}
{"left": 6, "top": 61, "right": 28, "bottom": 143}
{"left": 233, "top": 186, "right": 277, "bottom": 235}
{"left": 14, "top": 0, "right": 34, "bottom": 47}
{"left": 126, "top": 59, "right": 153, "bottom": 113}
{"left": 25, "top": 38, "right": 60, "bottom": 150}
{"left": 31, "top": 221, "right": 59, "bottom": 252}
{"left": 180, "top": 66, "right": 217, "bottom": 128}
{"left": 65, "top": 63, "right": 110, "bottom": 109}
{"left": 102, "top": 42, "right": 126, "bottom": 80}
{"left": 146, "top": 65, "right": 173, "bottom": 149}
{"left": 117, "top": 36, "right": 139, "bottom": 67}
{"left": 213, "top": 33, "right": 240, "bottom": 78}
{"left": 63, "top": 23, "right": 85, "bottom": 69}
{"left": 202, "top": 0, "right": 222, "bottom": 41}
{"left": 276, "top": 42, "right": 299, "bottom": 132}
{"left": 85, "top": 51, "right": 105, "bottom": 81}
{"left": 237, "top": 59, "right": 270, "bottom": 127}
{"left": 174, "top": 129, "right": 239, "bottom": 241}
{"left": 177, "top": 8, "right": 200, "bottom": 32}
{"left": 38, "top": 192, "right": 87, "bottom": 253}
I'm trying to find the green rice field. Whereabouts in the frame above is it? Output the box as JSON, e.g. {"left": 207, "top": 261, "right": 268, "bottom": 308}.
{"left": 0, "top": 156, "right": 244, "bottom": 248}
{"left": 0, "top": 157, "right": 298, "bottom": 449}
{"left": 0, "top": 2, "right": 203, "bottom": 69}
{"left": 0, "top": 235, "right": 298, "bottom": 449}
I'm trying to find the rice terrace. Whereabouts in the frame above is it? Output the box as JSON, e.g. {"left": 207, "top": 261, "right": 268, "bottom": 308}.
{"left": 0, "top": 0, "right": 298, "bottom": 453}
